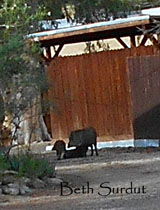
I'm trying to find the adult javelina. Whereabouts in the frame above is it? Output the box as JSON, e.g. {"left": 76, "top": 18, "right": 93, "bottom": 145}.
{"left": 52, "top": 140, "right": 66, "bottom": 160}
{"left": 63, "top": 146, "right": 88, "bottom": 159}
{"left": 68, "top": 127, "right": 98, "bottom": 156}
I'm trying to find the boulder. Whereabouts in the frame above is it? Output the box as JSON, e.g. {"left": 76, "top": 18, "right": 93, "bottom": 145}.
{"left": 31, "top": 178, "right": 45, "bottom": 189}
{"left": 8, "top": 183, "right": 20, "bottom": 188}
{"left": 3, "top": 170, "right": 18, "bottom": 175}
{"left": 44, "top": 178, "right": 63, "bottom": 187}
{"left": 19, "top": 177, "right": 31, "bottom": 186}
{"left": 2, "top": 185, "right": 19, "bottom": 195}
{"left": 1, "top": 175, "right": 17, "bottom": 185}
{"left": 19, "top": 185, "right": 31, "bottom": 195}
{"left": 0, "top": 170, "right": 19, "bottom": 185}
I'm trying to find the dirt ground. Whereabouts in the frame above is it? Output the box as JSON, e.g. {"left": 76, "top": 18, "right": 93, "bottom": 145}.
{"left": 1, "top": 147, "right": 160, "bottom": 210}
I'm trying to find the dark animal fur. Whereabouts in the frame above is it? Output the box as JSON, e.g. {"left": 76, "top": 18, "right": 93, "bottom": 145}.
{"left": 52, "top": 140, "right": 66, "bottom": 160}
{"left": 68, "top": 127, "right": 98, "bottom": 156}
{"left": 63, "top": 146, "right": 88, "bottom": 159}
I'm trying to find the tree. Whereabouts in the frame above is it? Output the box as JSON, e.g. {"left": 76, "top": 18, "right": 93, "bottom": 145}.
{"left": 0, "top": 0, "right": 51, "bottom": 146}
{"left": 38, "top": 0, "right": 160, "bottom": 24}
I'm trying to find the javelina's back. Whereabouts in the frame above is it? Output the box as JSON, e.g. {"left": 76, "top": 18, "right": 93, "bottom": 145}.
{"left": 68, "top": 127, "right": 98, "bottom": 156}
{"left": 69, "top": 127, "right": 97, "bottom": 147}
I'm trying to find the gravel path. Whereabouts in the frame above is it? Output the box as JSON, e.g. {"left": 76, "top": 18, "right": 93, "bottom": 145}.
{"left": 1, "top": 147, "right": 160, "bottom": 210}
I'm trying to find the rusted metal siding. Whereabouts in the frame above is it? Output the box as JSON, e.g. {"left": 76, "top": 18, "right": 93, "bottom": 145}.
{"left": 47, "top": 46, "right": 159, "bottom": 142}
{"left": 127, "top": 54, "right": 160, "bottom": 139}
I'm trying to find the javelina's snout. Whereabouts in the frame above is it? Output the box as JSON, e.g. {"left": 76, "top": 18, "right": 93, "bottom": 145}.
{"left": 52, "top": 140, "right": 66, "bottom": 160}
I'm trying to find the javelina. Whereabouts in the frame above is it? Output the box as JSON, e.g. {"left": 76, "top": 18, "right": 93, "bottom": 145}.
{"left": 52, "top": 140, "right": 66, "bottom": 160}
{"left": 63, "top": 146, "right": 88, "bottom": 159}
{"left": 68, "top": 127, "right": 98, "bottom": 156}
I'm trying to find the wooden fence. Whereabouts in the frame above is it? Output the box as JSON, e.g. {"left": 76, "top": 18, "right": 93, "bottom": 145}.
{"left": 128, "top": 55, "right": 160, "bottom": 139}
{"left": 47, "top": 46, "right": 159, "bottom": 142}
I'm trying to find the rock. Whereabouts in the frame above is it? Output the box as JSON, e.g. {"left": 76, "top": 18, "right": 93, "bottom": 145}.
{"left": 19, "top": 187, "right": 25, "bottom": 195}
{"left": 5, "top": 182, "right": 31, "bottom": 195}
{"left": 2, "top": 186, "right": 9, "bottom": 194}
{"left": 44, "top": 178, "right": 63, "bottom": 187}
{"left": 19, "top": 185, "right": 31, "bottom": 195}
{"left": 8, "top": 187, "right": 19, "bottom": 195}
{"left": 19, "top": 177, "right": 31, "bottom": 186}
{"left": 0, "top": 171, "right": 32, "bottom": 195}
{"left": 2, "top": 186, "right": 19, "bottom": 195}
{"left": 0, "top": 170, "right": 19, "bottom": 185}
{"left": 52, "top": 170, "right": 56, "bottom": 178}
{"left": 8, "top": 183, "right": 20, "bottom": 188}
{"left": 2, "top": 175, "right": 17, "bottom": 185}
{"left": 3, "top": 170, "right": 18, "bottom": 175}
{"left": 31, "top": 178, "right": 45, "bottom": 189}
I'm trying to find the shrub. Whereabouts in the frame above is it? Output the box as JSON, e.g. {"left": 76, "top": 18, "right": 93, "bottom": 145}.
{"left": 0, "top": 153, "right": 10, "bottom": 171}
{"left": 9, "top": 154, "right": 54, "bottom": 179}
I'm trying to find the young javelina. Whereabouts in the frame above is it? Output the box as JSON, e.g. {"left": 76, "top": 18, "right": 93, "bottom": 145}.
{"left": 68, "top": 127, "right": 98, "bottom": 156}
{"left": 52, "top": 140, "right": 66, "bottom": 160}
{"left": 63, "top": 146, "right": 88, "bottom": 159}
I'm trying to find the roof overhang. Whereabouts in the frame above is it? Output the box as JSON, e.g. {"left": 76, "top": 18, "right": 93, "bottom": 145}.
{"left": 28, "top": 15, "right": 158, "bottom": 47}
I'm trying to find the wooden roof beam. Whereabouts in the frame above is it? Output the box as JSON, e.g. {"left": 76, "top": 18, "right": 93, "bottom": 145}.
{"left": 116, "top": 38, "right": 129, "bottom": 48}
{"left": 53, "top": 44, "right": 64, "bottom": 58}
{"left": 139, "top": 35, "right": 148, "bottom": 46}
{"left": 43, "top": 44, "right": 64, "bottom": 62}
{"left": 32, "top": 18, "right": 150, "bottom": 43}
{"left": 148, "top": 35, "right": 160, "bottom": 49}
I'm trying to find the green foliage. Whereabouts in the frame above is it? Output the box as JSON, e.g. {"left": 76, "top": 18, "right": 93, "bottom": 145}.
{"left": 0, "top": 0, "right": 47, "bottom": 36}
{"left": 0, "top": 0, "right": 49, "bottom": 142}
{"left": 0, "top": 93, "right": 4, "bottom": 123}
{"left": 40, "top": 0, "right": 66, "bottom": 20}
{"left": 0, "top": 152, "right": 53, "bottom": 178}
{"left": 9, "top": 154, "right": 54, "bottom": 178}
{"left": 0, "top": 34, "right": 23, "bottom": 83}
{"left": 0, "top": 153, "right": 10, "bottom": 171}
{"left": 37, "top": 0, "right": 160, "bottom": 23}
{"left": 0, "top": 0, "right": 47, "bottom": 84}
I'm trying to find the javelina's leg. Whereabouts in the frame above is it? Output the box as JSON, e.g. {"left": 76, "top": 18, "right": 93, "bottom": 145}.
{"left": 94, "top": 143, "right": 99, "bottom": 156}
{"left": 57, "top": 151, "right": 61, "bottom": 160}
{"left": 90, "top": 145, "right": 94, "bottom": 156}
{"left": 61, "top": 151, "right": 65, "bottom": 159}
{"left": 83, "top": 147, "right": 88, "bottom": 157}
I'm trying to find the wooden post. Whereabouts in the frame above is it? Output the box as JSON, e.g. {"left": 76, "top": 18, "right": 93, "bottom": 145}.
{"left": 130, "top": 36, "right": 136, "bottom": 48}
{"left": 158, "top": 34, "right": 160, "bottom": 43}
{"left": 46, "top": 47, "right": 52, "bottom": 60}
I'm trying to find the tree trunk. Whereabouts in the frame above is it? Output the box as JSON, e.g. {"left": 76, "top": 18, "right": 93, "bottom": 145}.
{"left": 14, "top": 95, "right": 51, "bottom": 145}
{"left": 0, "top": 90, "right": 51, "bottom": 146}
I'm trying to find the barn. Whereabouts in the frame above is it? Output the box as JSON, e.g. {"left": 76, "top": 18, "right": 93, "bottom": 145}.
{"left": 29, "top": 14, "right": 160, "bottom": 148}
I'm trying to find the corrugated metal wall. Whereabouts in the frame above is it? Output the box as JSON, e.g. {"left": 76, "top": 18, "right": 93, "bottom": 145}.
{"left": 47, "top": 46, "right": 159, "bottom": 142}
{"left": 128, "top": 54, "right": 160, "bottom": 139}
